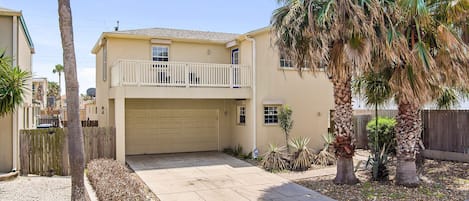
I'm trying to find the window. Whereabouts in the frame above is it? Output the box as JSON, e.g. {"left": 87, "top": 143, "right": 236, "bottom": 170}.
{"left": 279, "top": 54, "right": 293, "bottom": 68}
{"left": 264, "top": 106, "right": 279, "bottom": 124}
{"left": 152, "top": 46, "right": 169, "bottom": 62}
{"left": 231, "top": 48, "right": 239, "bottom": 64}
{"left": 237, "top": 106, "right": 246, "bottom": 125}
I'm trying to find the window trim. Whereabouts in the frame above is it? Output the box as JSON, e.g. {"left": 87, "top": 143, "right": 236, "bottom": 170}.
{"left": 151, "top": 45, "right": 170, "bottom": 62}
{"left": 237, "top": 105, "right": 246, "bottom": 125}
{"left": 263, "top": 105, "right": 280, "bottom": 125}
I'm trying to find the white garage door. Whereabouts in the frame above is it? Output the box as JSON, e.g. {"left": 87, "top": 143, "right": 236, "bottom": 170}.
{"left": 126, "top": 109, "right": 219, "bottom": 155}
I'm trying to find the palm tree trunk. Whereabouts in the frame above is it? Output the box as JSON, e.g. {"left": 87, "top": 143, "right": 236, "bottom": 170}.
{"left": 332, "top": 77, "right": 359, "bottom": 185}
{"left": 58, "top": 0, "right": 86, "bottom": 200}
{"left": 395, "top": 99, "right": 420, "bottom": 187}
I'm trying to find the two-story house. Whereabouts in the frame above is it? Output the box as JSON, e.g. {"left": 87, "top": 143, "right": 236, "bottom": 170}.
{"left": 92, "top": 27, "right": 333, "bottom": 162}
{"left": 0, "top": 7, "right": 35, "bottom": 172}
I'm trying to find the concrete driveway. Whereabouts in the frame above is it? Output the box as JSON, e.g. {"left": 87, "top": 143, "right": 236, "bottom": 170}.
{"left": 127, "top": 152, "right": 334, "bottom": 201}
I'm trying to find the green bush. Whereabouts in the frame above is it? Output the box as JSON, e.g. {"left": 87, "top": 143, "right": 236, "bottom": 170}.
{"left": 366, "top": 117, "right": 396, "bottom": 154}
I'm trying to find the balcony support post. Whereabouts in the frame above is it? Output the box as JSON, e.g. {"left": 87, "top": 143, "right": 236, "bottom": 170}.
{"left": 229, "top": 65, "right": 234, "bottom": 88}
{"left": 185, "top": 64, "right": 189, "bottom": 88}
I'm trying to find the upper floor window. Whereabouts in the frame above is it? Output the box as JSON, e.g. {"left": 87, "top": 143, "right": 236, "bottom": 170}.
{"left": 279, "top": 54, "right": 293, "bottom": 68}
{"left": 152, "top": 46, "right": 169, "bottom": 62}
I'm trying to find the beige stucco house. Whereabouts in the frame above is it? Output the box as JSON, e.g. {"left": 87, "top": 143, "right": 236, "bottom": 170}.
{"left": 0, "top": 7, "right": 35, "bottom": 172}
{"left": 92, "top": 27, "right": 333, "bottom": 162}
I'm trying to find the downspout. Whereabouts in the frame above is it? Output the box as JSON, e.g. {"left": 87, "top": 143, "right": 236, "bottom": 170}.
{"left": 245, "top": 36, "right": 257, "bottom": 157}
{"left": 12, "top": 15, "right": 19, "bottom": 172}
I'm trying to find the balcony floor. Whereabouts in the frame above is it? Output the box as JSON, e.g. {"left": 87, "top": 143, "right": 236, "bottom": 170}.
{"left": 109, "top": 86, "right": 252, "bottom": 99}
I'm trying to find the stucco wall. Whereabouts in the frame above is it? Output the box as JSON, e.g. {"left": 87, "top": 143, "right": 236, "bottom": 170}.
{"left": 0, "top": 114, "right": 13, "bottom": 172}
{"left": 237, "top": 31, "right": 334, "bottom": 154}
{"left": 0, "top": 16, "right": 13, "bottom": 57}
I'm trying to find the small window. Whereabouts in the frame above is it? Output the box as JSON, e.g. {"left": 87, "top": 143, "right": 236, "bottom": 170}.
{"left": 237, "top": 106, "right": 246, "bottom": 125}
{"left": 264, "top": 106, "right": 279, "bottom": 124}
{"left": 279, "top": 54, "right": 293, "bottom": 68}
{"left": 152, "top": 46, "right": 169, "bottom": 62}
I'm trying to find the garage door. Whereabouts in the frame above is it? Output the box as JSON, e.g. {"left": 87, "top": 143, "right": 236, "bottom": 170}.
{"left": 125, "top": 109, "right": 219, "bottom": 155}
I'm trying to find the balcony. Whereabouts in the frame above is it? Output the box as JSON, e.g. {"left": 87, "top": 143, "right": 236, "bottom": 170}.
{"left": 109, "top": 60, "right": 252, "bottom": 99}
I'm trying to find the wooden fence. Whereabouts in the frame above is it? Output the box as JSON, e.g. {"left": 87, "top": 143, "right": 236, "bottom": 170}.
{"left": 20, "top": 127, "right": 115, "bottom": 176}
{"left": 351, "top": 110, "right": 469, "bottom": 160}
{"left": 422, "top": 110, "right": 469, "bottom": 154}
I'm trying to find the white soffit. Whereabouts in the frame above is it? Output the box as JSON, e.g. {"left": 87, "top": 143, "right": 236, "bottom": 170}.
{"left": 151, "top": 38, "right": 172, "bottom": 44}
{"left": 262, "top": 99, "right": 285, "bottom": 105}
{"left": 225, "top": 40, "right": 237, "bottom": 48}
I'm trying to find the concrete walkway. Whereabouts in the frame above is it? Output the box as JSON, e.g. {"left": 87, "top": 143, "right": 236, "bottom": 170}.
{"left": 127, "top": 152, "right": 335, "bottom": 201}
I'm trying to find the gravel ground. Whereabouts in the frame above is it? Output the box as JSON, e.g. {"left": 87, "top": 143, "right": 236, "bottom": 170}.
{"left": 297, "top": 159, "right": 469, "bottom": 201}
{"left": 0, "top": 175, "right": 70, "bottom": 201}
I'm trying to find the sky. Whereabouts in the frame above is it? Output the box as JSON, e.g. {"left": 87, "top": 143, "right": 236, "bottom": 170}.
{"left": 1, "top": 0, "right": 280, "bottom": 94}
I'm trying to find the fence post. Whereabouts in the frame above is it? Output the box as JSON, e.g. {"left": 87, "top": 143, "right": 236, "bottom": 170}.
{"left": 19, "top": 130, "right": 29, "bottom": 176}
{"left": 62, "top": 129, "right": 70, "bottom": 175}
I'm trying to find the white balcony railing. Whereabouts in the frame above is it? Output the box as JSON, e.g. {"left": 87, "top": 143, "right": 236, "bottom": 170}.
{"left": 111, "top": 60, "right": 252, "bottom": 88}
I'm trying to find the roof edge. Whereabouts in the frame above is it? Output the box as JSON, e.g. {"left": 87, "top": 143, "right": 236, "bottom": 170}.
{"left": 19, "top": 15, "right": 34, "bottom": 53}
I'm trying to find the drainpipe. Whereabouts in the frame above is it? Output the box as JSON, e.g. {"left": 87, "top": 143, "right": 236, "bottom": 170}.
{"left": 245, "top": 36, "right": 257, "bottom": 157}
{"left": 12, "top": 15, "right": 19, "bottom": 172}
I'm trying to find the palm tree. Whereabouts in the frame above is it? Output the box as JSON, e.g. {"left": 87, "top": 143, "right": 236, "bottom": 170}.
{"left": 271, "top": 0, "right": 391, "bottom": 184}
{"left": 58, "top": 0, "right": 85, "bottom": 200}
{"left": 52, "top": 64, "right": 64, "bottom": 108}
{"left": 435, "top": 87, "right": 469, "bottom": 110}
{"left": 0, "top": 52, "right": 31, "bottom": 116}
{"left": 384, "top": 0, "right": 469, "bottom": 187}
{"left": 353, "top": 68, "right": 392, "bottom": 147}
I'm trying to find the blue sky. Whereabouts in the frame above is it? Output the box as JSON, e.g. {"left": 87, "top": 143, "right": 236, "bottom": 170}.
{"left": 1, "top": 0, "right": 279, "bottom": 94}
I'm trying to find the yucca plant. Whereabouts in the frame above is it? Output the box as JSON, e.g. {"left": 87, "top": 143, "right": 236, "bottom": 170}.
{"left": 313, "top": 134, "right": 336, "bottom": 166}
{"left": 366, "top": 144, "right": 390, "bottom": 181}
{"left": 289, "top": 137, "right": 314, "bottom": 171}
{"left": 261, "top": 144, "right": 288, "bottom": 172}
{"left": 322, "top": 132, "right": 335, "bottom": 153}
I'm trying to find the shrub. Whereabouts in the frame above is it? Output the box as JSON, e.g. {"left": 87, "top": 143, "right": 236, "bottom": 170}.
{"left": 278, "top": 105, "right": 294, "bottom": 152}
{"left": 233, "top": 144, "right": 243, "bottom": 157}
{"left": 261, "top": 144, "right": 289, "bottom": 172}
{"left": 366, "top": 117, "right": 396, "bottom": 154}
{"left": 366, "top": 144, "right": 390, "bottom": 181}
{"left": 313, "top": 133, "right": 336, "bottom": 166}
{"left": 289, "top": 137, "right": 314, "bottom": 171}
{"left": 87, "top": 159, "right": 148, "bottom": 201}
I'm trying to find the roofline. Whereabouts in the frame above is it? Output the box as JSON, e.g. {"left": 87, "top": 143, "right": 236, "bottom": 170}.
{"left": 91, "top": 26, "right": 272, "bottom": 54}
{"left": 0, "top": 8, "right": 21, "bottom": 16}
{"left": 0, "top": 9, "right": 34, "bottom": 53}
{"left": 92, "top": 32, "right": 233, "bottom": 54}
{"left": 235, "top": 26, "right": 271, "bottom": 41}
{"left": 19, "top": 15, "right": 35, "bottom": 53}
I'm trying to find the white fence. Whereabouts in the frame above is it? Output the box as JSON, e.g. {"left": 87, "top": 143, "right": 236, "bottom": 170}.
{"left": 111, "top": 60, "right": 252, "bottom": 88}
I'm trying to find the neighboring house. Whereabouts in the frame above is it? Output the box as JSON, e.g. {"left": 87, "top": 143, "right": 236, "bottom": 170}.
{"left": 92, "top": 27, "right": 333, "bottom": 162}
{"left": 0, "top": 7, "right": 35, "bottom": 172}
{"left": 32, "top": 77, "right": 48, "bottom": 110}
{"left": 85, "top": 100, "right": 98, "bottom": 121}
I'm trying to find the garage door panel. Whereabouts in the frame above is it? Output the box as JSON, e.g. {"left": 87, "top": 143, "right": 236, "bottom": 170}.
{"left": 126, "top": 109, "right": 219, "bottom": 155}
